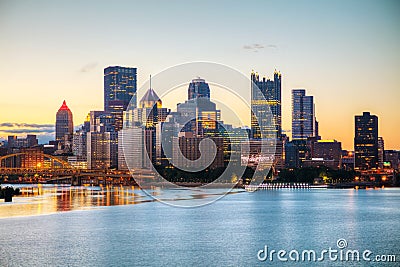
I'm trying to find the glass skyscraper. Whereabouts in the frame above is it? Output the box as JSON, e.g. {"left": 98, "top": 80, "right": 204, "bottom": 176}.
{"left": 104, "top": 66, "right": 137, "bottom": 131}
{"left": 250, "top": 70, "right": 282, "bottom": 140}
{"left": 55, "top": 100, "right": 73, "bottom": 141}
{"left": 291, "top": 89, "right": 316, "bottom": 140}
{"left": 188, "top": 78, "right": 210, "bottom": 100}
{"left": 354, "top": 112, "right": 378, "bottom": 170}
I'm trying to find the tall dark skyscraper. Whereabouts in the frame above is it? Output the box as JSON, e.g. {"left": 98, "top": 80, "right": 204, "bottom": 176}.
{"left": 292, "top": 89, "right": 316, "bottom": 140}
{"left": 178, "top": 78, "right": 220, "bottom": 137}
{"left": 354, "top": 112, "right": 378, "bottom": 170}
{"left": 104, "top": 66, "right": 137, "bottom": 131}
{"left": 188, "top": 78, "right": 210, "bottom": 100}
{"left": 251, "top": 70, "right": 282, "bottom": 139}
{"left": 55, "top": 100, "right": 73, "bottom": 141}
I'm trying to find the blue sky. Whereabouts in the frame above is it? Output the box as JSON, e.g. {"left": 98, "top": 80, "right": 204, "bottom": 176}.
{"left": 0, "top": 0, "right": 399, "bottom": 149}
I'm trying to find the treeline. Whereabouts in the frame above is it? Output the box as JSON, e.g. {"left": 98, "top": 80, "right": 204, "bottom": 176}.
{"left": 277, "top": 167, "right": 357, "bottom": 184}
{"left": 154, "top": 165, "right": 258, "bottom": 184}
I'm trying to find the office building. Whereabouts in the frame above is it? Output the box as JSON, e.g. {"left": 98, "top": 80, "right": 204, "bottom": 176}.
{"left": 7, "top": 135, "right": 38, "bottom": 148}
{"left": 104, "top": 66, "right": 137, "bottom": 131}
{"left": 341, "top": 150, "right": 355, "bottom": 170}
{"left": 87, "top": 131, "right": 118, "bottom": 169}
{"left": 251, "top": 70, "right": 281, "bottom": 139}
{"left": 292, "top": 89, "right": 317, "bottom": 140}
{"left": 354, "top": 112, "right": 378, "bottom": 170}
{"left": 303, "top": 139, "right": 342, "bottom": 169}
{"left": 55, "top": 100, "right": 73, "bottom": 142}
{"left": 173, "top": 135, "right": 224, "bottom": 169}
{"left": 188, "top": 78, "right": 210, "bottom": 100}
{"left": 378, "top": 137, "right": 385, "bottom": 168}
{"left": 384, "top": 150, "right": 399, "bottom": 170}
{"left": 21, "top": 147, "right": 44, "bottom": 168}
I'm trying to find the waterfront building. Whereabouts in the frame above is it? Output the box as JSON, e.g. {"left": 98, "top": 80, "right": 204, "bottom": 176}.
{"left": 20, "top": 147, "right": 44, "bottom": 168}
{"left": 310, "top": 139, "right": 342, "bottom": 169}
{"left": 341, "top": 150, "right": 355, "bottom": 170}
{"left": 104, "top": 66, "right": 137, "bottom": 131}
{"left": 285, "top": 140, "right": 309, "bottom": 168}
{"left": 384, "top": 150, "right": 399, "bottom": 170}
{"left": 173, "top": 134, "right": 224, "bottom": 169}
{"left": 354, "top": 112, "right": 378, "bottom": 170}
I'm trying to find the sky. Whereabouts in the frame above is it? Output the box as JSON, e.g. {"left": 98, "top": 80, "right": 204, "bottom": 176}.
{"left": 0, "top": 0, "right": 399, "bottom": 150}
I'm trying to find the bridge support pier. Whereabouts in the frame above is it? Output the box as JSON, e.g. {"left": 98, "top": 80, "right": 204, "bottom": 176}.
{"left": 71, "top": 175, "right": 82, "bottom": 186}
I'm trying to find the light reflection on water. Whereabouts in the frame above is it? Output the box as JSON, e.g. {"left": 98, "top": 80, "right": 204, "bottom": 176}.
{"left": 0, "top": 184, "right": 244, "bottom": 218}
{"left": 0, "top": 187, "right": 399, "bottom": 266}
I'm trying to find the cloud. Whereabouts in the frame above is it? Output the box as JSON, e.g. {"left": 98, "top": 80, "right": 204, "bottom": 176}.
{"left": 0, "top": 123, "right": 53, "bottom": 128}
{"left": 0, "top": 129, "right": 54, "bottom": 134}
{"left": 0, "top": 122, "right": 54, "bottom": 135}
{"left": 242, "top": 43, "right": 277, "bottom": 52}
{"left": 80, "top": 62, "right": 98, "bottom": 73}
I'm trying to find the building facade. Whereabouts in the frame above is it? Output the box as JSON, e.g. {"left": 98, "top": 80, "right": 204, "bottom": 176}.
{"left": 55, "top": 100, "right": 73, "bottom": 142}
{"left": 104, "top": 66, "right": 137, "bottom": 131}
{"left": 188, "top": 78, "right": 210, "bottom": 100}
{"left": 7, "top": 135, "right": 38, "bottom": 148}
{"left": 354, "top": 112, "right": 378, "bottom": 170}
{"left": 251, "top": 70, "right": 282, "bottom": 139}
{"left": 292, "top": 89, "right": 316, "bottom": 140}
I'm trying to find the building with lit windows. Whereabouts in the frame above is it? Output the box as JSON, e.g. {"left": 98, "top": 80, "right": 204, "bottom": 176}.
{"left": 354, "top": 112, "right": 378, "bottom": 170}
{"left": 251, "top": 70, "right": 281, "bottom": 139}
{"left": 55, "top": 100, "right": 73, "bottom": 142}
{"left": 292, "top": 89, "right": 317, "bottom": 140}
{"left": 118, "top": 86, "right": 170, "bottom": 169}
{"left": 378, "top": 137, "right": 385, "bottom": 168}
{"left": 21, "top": 147, "right": 44, "bottom": 169}
{"left": 173, "top": 134, "right": 224, "bottom": 169}
{"left": 302, "top": 139, "right": 342, "bottom": 169}
{"left": 384, "top": 150, "right": 399, "bottom": 170}
{"left": 104, "top": 66, "right": 137, "bottom": 131}
{"left": 87, "top": 131, "right": 118, "bottom": 170}
{"left": 188, "top": 78, "right": 211, "bottom": 100}
{"left": 7, "top": 135, "right": 38, "bottom": 148}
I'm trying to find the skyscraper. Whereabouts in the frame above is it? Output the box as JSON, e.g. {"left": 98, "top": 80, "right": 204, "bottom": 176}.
{"left": 188, "top": 78, "right": 210, "bottom": 100}
{"left": 176, "top": 78, "right": 221, "bottom": 137}
{"left": 119, "top": 86, "right": 170, "bottom": 169}
{"left": 354, "top": 112, "right": 378, "bottom": 170}
{"left": 292, "top": 89, "right": 316, "bottom": 140}
{"left": 251, "top": 70, "right": 282, "bottom": 139}
{"left": 55, "top": 100, "right": 73, "bottom": 141}
{"left": 104, "top": 66, "right": 137, "bottom": 131}
{"left": 378, "top": 137, "right": 385, "bottom": 168}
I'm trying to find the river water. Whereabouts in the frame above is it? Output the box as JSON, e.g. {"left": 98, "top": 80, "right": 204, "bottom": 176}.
{"left": 0, "top": 184, "right": 399, "bottom": 266}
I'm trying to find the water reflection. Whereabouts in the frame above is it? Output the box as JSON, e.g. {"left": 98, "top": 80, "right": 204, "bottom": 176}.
{"left": 0, "top": 184, "right": 244, "bottom": 218}
{"left": 0, "top": 184, "right": 155, "bottom": 218}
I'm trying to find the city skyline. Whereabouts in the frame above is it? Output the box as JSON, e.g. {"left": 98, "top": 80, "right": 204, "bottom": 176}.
{"left": 0, "top": 0, "right": 399, "bottom": 150}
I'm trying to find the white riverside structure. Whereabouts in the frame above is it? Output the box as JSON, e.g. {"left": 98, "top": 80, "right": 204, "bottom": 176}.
{"left": 245, "top": 183, "right": 328, "bottom": 191}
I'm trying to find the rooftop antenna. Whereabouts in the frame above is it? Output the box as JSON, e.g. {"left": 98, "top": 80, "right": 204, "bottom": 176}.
{"left": 149, "top": 74, "right": 152, "bottom": 89}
